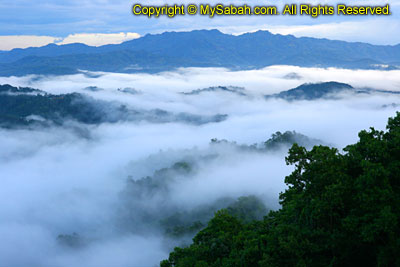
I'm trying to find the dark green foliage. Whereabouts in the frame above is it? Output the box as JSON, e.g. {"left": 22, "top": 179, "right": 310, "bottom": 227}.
{"left": 227, "top": 196, "right": 267, "bottom": 222}
{"left": 264, "top": 131, "right": 321, "bottom": 150}
{"left": 161, "top": 196, "right": 267, "bottom": 238}
{"left": 161, "top": 112, "right": 400, "bottom": 267}
{"left": 164, "top": 221, "right": 206, "bottom": 239}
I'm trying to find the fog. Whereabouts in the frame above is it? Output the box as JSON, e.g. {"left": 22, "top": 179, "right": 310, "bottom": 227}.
{"left": 0, "top": 66, "right": 399, "bottom": 267}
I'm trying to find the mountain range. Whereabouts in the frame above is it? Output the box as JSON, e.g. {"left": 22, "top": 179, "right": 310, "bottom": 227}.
{"left": 0, "top": 30, "right": 399, "bottom": 76}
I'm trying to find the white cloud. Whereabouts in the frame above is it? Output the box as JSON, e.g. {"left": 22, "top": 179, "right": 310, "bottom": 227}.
{"left": 56, "top": 32, "right": 141, "bottom": 46}
{"left": 1, "top": 66, "right": 400, "bottom": 266}
{"left": 0, "top": 32, "right": 140, "bottom": 51}
{"left": 266, "top": 19, "right": 400, "bottom": 45}
{"left": 0, "top": 35, "right": 60, "bottom": 50}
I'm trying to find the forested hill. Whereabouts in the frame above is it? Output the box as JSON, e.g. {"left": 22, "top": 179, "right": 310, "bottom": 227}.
{"left": 265, "top": 81, "right": 400, "bottom": 101}
{"left": 0, "top": 84, "right": 227, "bottom": 128}
{"left": 161, "top": 112, "right": 400, "bottom": 267}
{"left": 267, "top": 81, "right": 353, "bottom": 100}
{"left": 0, "top": 30, "right": 399, "bottom": 76}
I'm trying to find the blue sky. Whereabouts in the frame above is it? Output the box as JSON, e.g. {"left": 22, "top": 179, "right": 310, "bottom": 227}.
{"left": 0, "top": 0, "right": 398, "bottom": 49}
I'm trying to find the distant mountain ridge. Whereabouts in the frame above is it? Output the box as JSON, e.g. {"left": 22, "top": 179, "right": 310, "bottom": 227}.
{"left": 182, "top": 86, "right": 246, "bottom": 96}
{"left": 0, "top": 30, "right": 399, "bottom": 76}
{"left": 266, "top": 82, "right": 400, "bottom": 101}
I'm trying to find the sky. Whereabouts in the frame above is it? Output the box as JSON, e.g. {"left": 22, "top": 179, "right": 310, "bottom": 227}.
{"left": 0, "top": 0, "right": 399, "bottom": 50}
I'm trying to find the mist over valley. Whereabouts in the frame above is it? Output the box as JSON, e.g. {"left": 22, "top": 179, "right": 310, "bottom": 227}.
{"left": 0, "top": 65, "right": 399, "bottom": 266}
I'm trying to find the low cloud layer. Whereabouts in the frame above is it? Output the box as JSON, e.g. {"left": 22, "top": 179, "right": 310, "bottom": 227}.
{"left": 0, "top": 66, "right": 399, "bottom": 266}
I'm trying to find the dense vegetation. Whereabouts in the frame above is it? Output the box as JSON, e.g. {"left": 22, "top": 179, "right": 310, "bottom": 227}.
{"left": 161, "top": 112, "right": 400, "bottom": 267}
{"left": 119, "top": 130, "right": 311, "bottom": 239}
{"left": 0, "top": 84, "right": 100, "bottom": 126}
{"left": 58, "top": 130, "right": 320, "bottom": 248}
{"left": 0, "top": 84, "right": 226, "bottom": 128}
{"left": 1, "top": 82, "right": 394, "bottom": 128}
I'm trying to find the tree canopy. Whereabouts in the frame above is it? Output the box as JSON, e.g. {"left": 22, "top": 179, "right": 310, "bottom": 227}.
{"left": 161, "top": 112, "right": 400, "bottom": 267}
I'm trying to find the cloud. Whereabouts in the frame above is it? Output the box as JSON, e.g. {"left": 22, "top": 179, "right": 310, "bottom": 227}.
{"left": 0, "top": 66, "right": 399, "bottom": 266}
{"left": 0, "top": 35, "right": 60, "bottom": 50}
{"left": 0, "top": 32, "right": 140, "bottom": 51}
{"left": 265, "top": 19, "right": 400, "bottom": 45}
{"left": 56, "top": 32, "right": 140, "bottom": 46}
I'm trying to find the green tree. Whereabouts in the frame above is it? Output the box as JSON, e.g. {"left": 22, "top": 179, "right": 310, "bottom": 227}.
{"left": 161, "top": 112, "right": 400, "bottom": 267}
